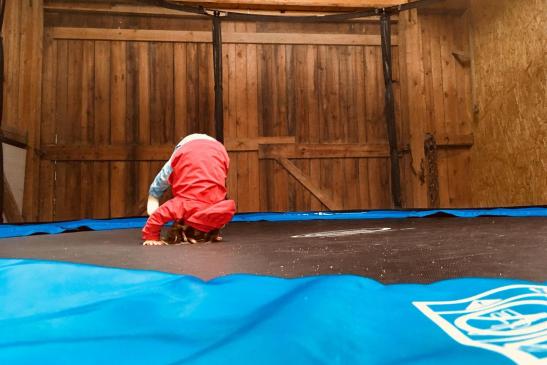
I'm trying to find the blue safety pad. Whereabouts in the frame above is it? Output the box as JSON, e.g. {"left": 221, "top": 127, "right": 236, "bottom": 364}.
{"left": 1, "top": 259, "right": 545, "bottom": 364}
{"left": 0, "top": 207, "right": 546, "bottom": 239}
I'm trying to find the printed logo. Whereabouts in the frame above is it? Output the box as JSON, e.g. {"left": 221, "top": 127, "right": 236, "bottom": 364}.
{"left": 414, "top": 285, "right": 547, "bottom": 364}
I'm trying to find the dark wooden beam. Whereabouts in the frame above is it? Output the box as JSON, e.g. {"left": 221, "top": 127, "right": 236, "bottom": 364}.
{"left": 380, "top": 12, "right": 402, "bottom": 208}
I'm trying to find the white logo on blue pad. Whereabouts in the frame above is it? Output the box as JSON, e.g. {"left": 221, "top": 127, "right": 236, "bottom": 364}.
{"left": 414, "top": 285, "right": 547, "bottom": 364}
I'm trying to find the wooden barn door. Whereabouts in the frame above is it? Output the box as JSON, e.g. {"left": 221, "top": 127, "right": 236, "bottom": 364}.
{"left": 35, "top": 8, "right": 474, "bottom": 221}
{"left": 38, "top": 13, "right": 218, "bottom": 221}
{"left": 223, "top": 21, "right": 397, "bottom": 213}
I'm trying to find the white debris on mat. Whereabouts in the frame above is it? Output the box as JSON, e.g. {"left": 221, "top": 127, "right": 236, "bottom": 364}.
{"left": 292, "top": 227, "right": 393, "bottom": 238}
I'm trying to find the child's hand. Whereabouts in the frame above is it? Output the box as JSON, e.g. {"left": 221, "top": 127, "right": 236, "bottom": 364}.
{"left": 143, "top": 240, "right": 167, "bottom": 246}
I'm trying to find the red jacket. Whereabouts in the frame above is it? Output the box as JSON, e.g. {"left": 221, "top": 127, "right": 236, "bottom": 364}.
{"left": 142, "top": 139, "right": 236, "bottom": 240}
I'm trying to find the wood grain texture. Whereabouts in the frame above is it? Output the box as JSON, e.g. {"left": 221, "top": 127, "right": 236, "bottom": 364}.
{"left": 467, "top": 0, "right": 545, "bottom": 206}
{"left": 33, "top": 8, "right": 483, "bottom": 220}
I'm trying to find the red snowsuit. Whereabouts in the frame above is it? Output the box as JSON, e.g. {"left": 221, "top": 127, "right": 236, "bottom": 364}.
{"left": 142, "top": 139, "right": 236, "bottom": 241}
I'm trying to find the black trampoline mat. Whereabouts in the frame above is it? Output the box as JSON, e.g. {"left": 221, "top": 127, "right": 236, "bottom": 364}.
{"left": 1, "top": 217, "right": 546, "bottom": 283}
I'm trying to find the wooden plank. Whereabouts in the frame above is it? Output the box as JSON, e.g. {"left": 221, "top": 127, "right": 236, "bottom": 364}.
{"left": 399, "top": 9, "right": 428, "bottom": 208}
{"left": 21, "top": 0, "right": 44, "bottom": 221}
{"left": 44, "top": 2, "right": 206, "bottom": 17}
{"left": 42, "top": 145, "right": 173, "bottom": 161}
{"left": 66, "top": 40, "right": 84, "bottom": 219}
{"left": 285, "top": 44, "right": 298, "bottom": 210}
{"left": 38, "top": 38, "right": 57, "bottom": 221}
{"left": 339, "top": 45, "right": 356, "bottom": 208}
{"left": 274, "top": 44, "right": 289, "bottom": 212}
{"left": 256, "top": 43, "right": 267, "bottom": 209}
{"left": 306, "top": 45, "right": 323, "bottom": 210}
{"left": 3, "top": 0, "right": 21, "bottom": 134}
{"left": 426, "top": 15, "right": 449, "bottom": 207}
{"left": 0, "top": 128, "right": 27, "bottom": 147}
{"left": 41, "top": 138, "right": 297, "bottom": 161}
{"left": 137, "top": 42, "right": 151, "bottom": 213}
{"left": 48, "top": 27, "right": 397, "bottom": 46}
{"left": 110, "top": 41, "right": 127, "bottom": 218}
{"left": 93, "top": 41, "right": 111, "bottom": 218}
{"left": 364, "top": 46, "right": 387, "bottom": 208}
{"left": 49, "top": 28, "right": 212, "bottom": 42}
{"left": 316, "top": 45, "right": 332, "bottom": 208}
{"left": 224, "top": 33, "right": 396, "bottom": 46}
{"left": 234, "top": 23, "right": 251, "bottom": 212}
{"left": 294, "top": 45, "right": 310, "bottom": 210}
{"left": 53, "top": 40, "right": 69, "bottom": 220}
{"left": 44, "top": 2, "right": 396, "bottom": 20}
{"left": 258, "top": 44, "right": 273, "bottom": 210}
{"left": 125, "top": 42, "right": 139, "bottom": 215}
{"left": 260, "top": 143, "right": 390, "bottom": 159}
{"left": 174, "top": 43, "right": 188, "bottom": 140}
{"left": 246, "top": 23, "right": 261, "bottom": 212}
{"left": 224, "top": 25, "right": 239, "bottom": 205}
{"left": 155, "top": 0, "right": 402, "bottom": 11}
{"left": 354, "top": 46, "right": 371, "bottom": 208}
{"left": 276, "top": 158, "right": 342, "bottom": 211}
{"left": 225, "top": 136, "right": 296, "bottom": 151}
{"left": 185, "top": 43, "right": 199, "bottom": 133}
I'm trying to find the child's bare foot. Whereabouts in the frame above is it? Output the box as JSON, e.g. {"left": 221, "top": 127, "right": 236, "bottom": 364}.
{"left": 143, "top": 240, "right": 168, "bottom": 246}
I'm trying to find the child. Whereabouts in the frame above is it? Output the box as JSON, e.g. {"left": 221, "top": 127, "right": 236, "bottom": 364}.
{"left": 142, "top": 133, "right": 236, "bottom": 246}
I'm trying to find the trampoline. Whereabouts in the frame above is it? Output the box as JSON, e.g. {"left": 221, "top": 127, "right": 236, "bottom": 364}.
{"left": 0, "top": 0, "right": 546, "bottom": 363}
{"left": 1, "top": 212, "right": 546, "bottom": 282}
{"left": 1, "top": 209, "right": 546, "bottom": 364}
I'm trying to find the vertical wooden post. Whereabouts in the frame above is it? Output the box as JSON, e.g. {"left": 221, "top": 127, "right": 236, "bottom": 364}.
{"left": 398, "top": 8, "right": 428, "bottom": 208}
{"left": 21, "top": 0, "right": 44, "bottom": 221}
{"left": 212, "top": 14, "right": 224, "bottom": 143}
{"left": 0, "top": 0, "right": 6, "bottom": 221}
{"left": 380, "top": 12, "right": 402, "bottom": 208}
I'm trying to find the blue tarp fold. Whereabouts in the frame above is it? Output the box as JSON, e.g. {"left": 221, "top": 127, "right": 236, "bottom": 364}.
{"left": 1, "top": 259, "right": 545, "bottom": 364}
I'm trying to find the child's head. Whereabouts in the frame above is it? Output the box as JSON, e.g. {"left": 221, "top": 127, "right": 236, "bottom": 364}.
{"left": 161, "top": 220, "right": 223, "bottom": 245}
{"left": 182, "top": 225, "right": 222, "bottom": 244}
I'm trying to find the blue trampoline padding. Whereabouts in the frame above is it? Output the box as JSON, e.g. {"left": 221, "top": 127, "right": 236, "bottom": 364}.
{"left": 0, "top": 207, "right": 546, "bottom": 239}
{"left": 1, "top": 259, "right": 545, "bottom": 365}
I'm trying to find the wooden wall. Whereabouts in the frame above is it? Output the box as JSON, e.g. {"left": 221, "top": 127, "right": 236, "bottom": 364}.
{"left": 398, "top": 7, "right": 474, "bottom": 208}
{"left": 3, "top": 1, "right": 482, "bottom": 221}
{"left": 468, "top": 0, "right": 547, "bottom": 206}
{"left": 38, "top": 7, "right": 404, "bottom": 220}
{"left": 2, "top": 0, "right": 43, "bottom": 221}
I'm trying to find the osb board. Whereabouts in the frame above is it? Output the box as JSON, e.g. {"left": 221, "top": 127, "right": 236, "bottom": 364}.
{"left": 469, "top": 0, "right": 547, "bottom": 206}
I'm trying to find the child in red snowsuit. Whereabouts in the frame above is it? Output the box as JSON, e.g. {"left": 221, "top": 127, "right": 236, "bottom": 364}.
{"left": 142, "top": 134, "right": 236, "bottom": 246}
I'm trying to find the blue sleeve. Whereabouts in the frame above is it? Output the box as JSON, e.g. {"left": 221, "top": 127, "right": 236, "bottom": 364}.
{"left": 148, "top": 161, "right": 173, "bottom": 198}
{"left": 149, "top": 143, "right": 185, "bottom": 198}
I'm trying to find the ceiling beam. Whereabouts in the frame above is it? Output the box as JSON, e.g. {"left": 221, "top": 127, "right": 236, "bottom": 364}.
{"left": 168, "top": 0, "right": 404, "bottom": 11}
{"left": 46, "top": 0, "right": 405, "bottom": 12}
